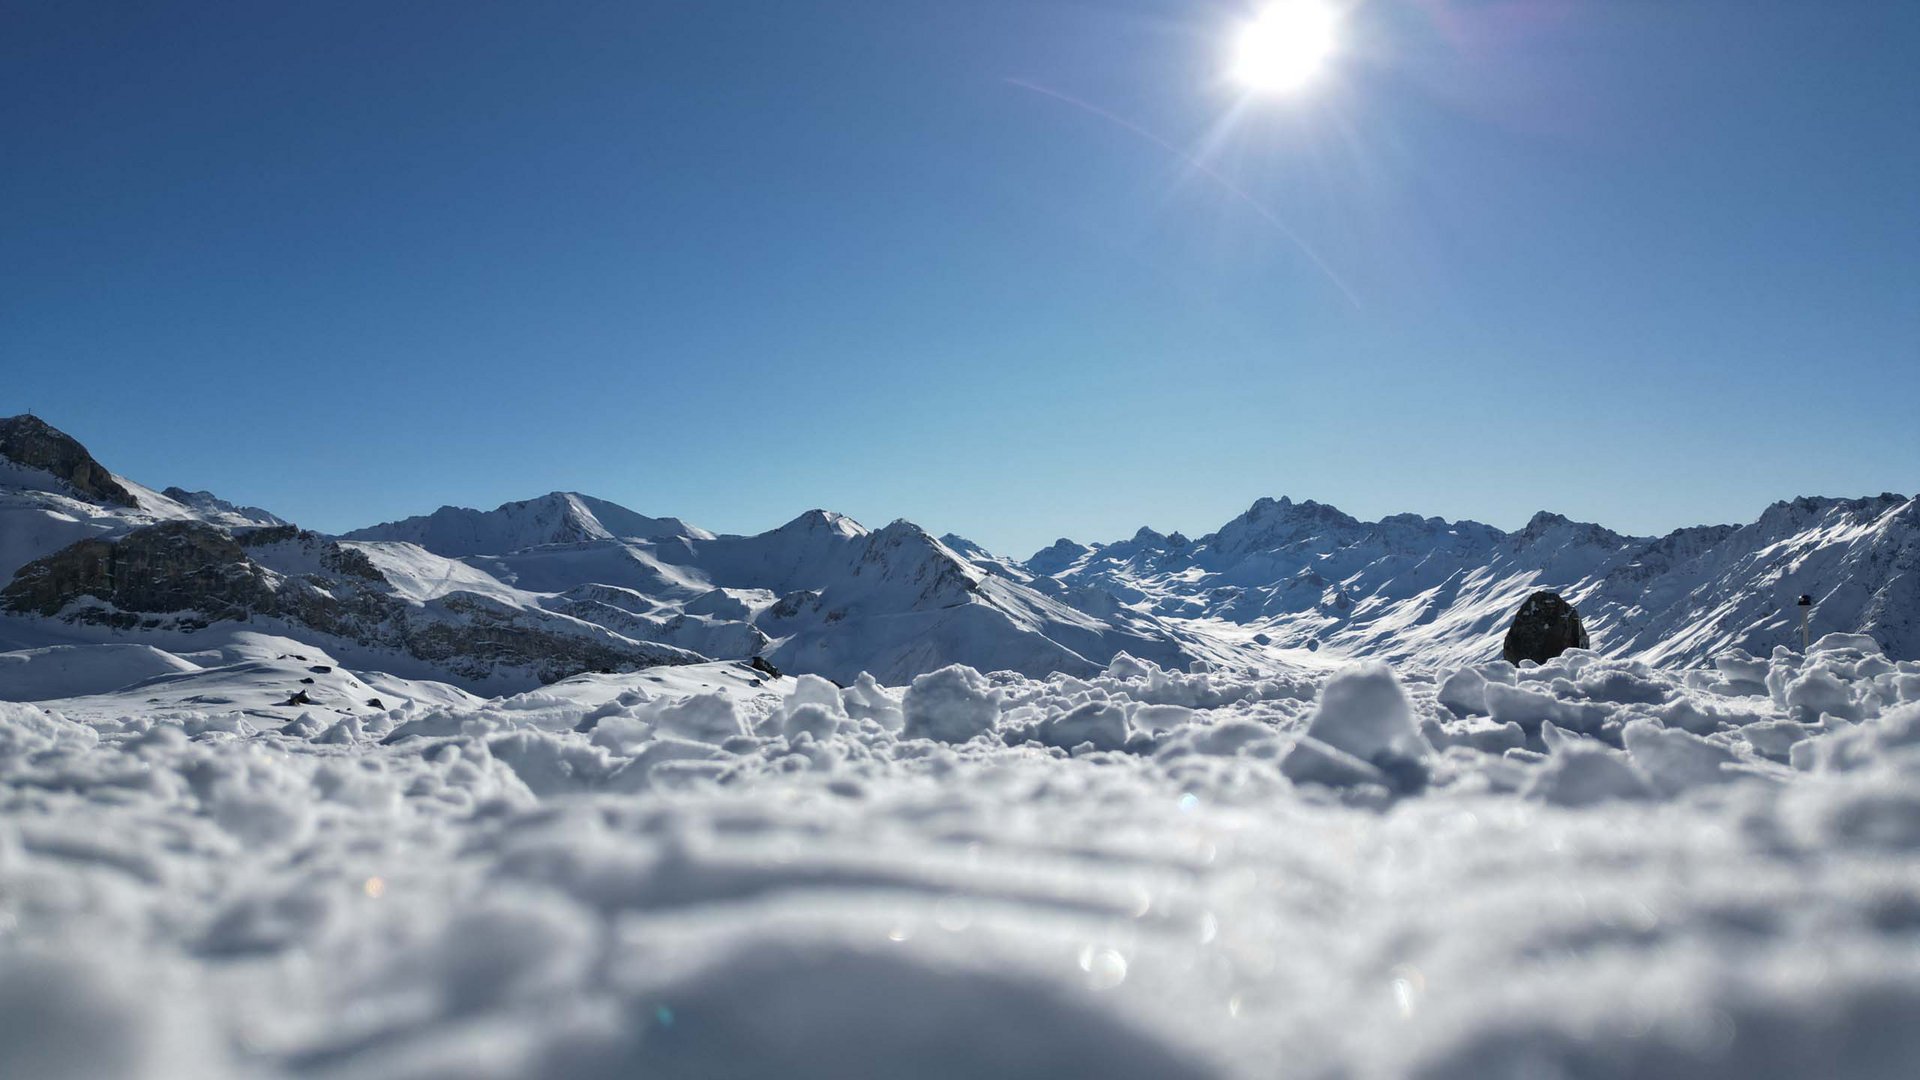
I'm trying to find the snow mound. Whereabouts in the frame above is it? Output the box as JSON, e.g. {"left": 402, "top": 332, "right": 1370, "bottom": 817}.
{"left": 1283, "top": 661, "right": 1431, "bottom": 792}
{"left": 0, "top": 644, "right": 201, "bottom": 702}
{"left": 903, "top": 664, "right": 1000, "bottom": 743}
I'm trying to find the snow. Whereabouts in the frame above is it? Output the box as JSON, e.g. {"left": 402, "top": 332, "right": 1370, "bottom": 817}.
{"left": 902, "top": 663, "right": 1000, "bottom": 743}
{"left": 1022, "top": 491, "right": 1920, "bottom": 670}
{"left": 1297, "top": 660, "right": 1427, "bottom": 765}
{"left": 341, "top": 492, "right": 712, "bottom": 556}
{"left": 0, "top": 643, "right": 201, "bottom": 701}
{"left": 1, "top": 636, "right": 1918, "bottom": 1077}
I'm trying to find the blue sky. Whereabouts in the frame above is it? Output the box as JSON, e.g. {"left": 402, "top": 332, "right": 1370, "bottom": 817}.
{"left": 4, "top": 0, "right": 1915, "bottom": 556}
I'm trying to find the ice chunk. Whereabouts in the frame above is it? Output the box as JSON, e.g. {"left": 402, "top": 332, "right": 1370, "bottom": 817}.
{"left": 1811, "top": 633, "right": 1885, "bottom": 656}
{"left": 1299, "top": 661, "right": 1428, "bottom": 764}
{"left": 1280, "top": 735, "right": 1392, "bottom": 790}
{"left": 1574, "top": 663, "right": 1671, "bottom": 705}
{"left": 1713, "top": 648, "right": 1771, "bottom": 685}
{"left": 1786, "top": 666, "right": 1863, "bottom": 723}
{"left": 646, "top": 692, "right": 747, "bottom": 744}
{"left": 1621, "top": 719, "right": 1745, "bottom": 796}
{"left": 1740, "top": 719, "right": 1815, "bottom": 763}
{"left": 902, "top": 664, "right": 999, "bottom": 743}
{"left": 841, "top": 671, "right": 904, "bottom": 730}
{"left": 1282, "top": 662, "right": 1429, "bottom": 791}
{"left": 1484, "top": 680, "right": 1608, "bottom": 735}
{"left": 1129, "top": 703, "right": 1195, "bottom": 732}
{"left": 786, "top": 674, "right": 844, "bottom": 713}
{"left": 1037, "top": 701, "right": 1130, "bottom": 752}
{"left": 1523, "top": 746, "right": 1652, "bottom": 806}
{"left": 781, "top": 702, "right": 841, "bottom": 742}
{"left": 1436, "top": 667, "right": 1488, "bottom": 717}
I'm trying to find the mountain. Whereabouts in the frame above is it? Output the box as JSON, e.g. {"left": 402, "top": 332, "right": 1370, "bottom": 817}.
{"left": 0, "top": 414, "right": 137, "bottom": 506}
{"left": 1018, "top": 493, "right": 1920, "bottom": 667}
{"left": 0, "top": 417, "right": 1221, "bottom": 689}
{"left": 158, "top": 487, "right": 288, "bottom": 529}
{"left": 3, "top": 415, "right": 1914, "bottom": 693}
{"left": 0, "top": 419, "right": 704, "bottom": 691}
{"left": 343, "top": 492, "right": 711, "bottom": 555}
{"left": 382, "top": 505, "right": 1220, "bottom": 685}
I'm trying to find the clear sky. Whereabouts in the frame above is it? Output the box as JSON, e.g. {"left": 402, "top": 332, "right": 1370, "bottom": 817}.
{"left": 4, "top": 1, "right": 1915, "bottom": 557}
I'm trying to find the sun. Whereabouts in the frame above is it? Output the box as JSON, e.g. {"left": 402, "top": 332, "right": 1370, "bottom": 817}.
{"left": 1231, "top": 0, "right": 1341, "bottom": 95}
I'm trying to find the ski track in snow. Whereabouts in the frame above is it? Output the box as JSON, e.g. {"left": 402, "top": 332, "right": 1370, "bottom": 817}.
{"left": 4, "top": 638, "right": 1920, "bottom": 1078}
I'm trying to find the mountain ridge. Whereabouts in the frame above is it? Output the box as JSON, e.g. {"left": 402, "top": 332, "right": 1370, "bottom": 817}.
{"left": 2, "top": 415, "right": 1914, "bottom": 692}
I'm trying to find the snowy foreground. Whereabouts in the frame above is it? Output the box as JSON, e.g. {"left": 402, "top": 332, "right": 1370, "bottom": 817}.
{"left": 4, "top": 636, "right": 1920, "bottom": 1079}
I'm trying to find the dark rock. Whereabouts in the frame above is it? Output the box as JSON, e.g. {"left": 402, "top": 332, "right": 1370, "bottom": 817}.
{"left": 282, "top": 689, "right": 313, "bottom": 706}
{"left": 365, "top": 697, "right": 385, "bottom": 709}
{"left": 749, "top": 655, "right": 784, "bottom": 678}
{"left": 0, "top": 415, "right": 137, "bottom": 506}
{"left": 1502, "top": 590, "right": 1591, "bottom": 665}
{"left": 0, "top": 520, "right": 274, "bottom": 620}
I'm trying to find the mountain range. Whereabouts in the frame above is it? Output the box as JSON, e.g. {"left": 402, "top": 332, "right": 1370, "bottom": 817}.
{"left": 1, "top": 414, "right": 1912, "bottom": 692}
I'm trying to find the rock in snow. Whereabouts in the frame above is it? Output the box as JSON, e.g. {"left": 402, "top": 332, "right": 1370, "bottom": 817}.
{"left": 1501, "top": 589, "right": 1592, "bottom": 666}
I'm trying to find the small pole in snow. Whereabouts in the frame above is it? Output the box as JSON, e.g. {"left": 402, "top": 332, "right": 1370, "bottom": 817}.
{"left": 1796, "top": 594, "right": 1813, "bottom": 652}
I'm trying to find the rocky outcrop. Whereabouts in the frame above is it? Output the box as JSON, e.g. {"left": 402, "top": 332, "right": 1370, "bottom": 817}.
{"left": 0, "top": 415, "right": 137, "bottom": 507}
{"left": 162, "top": 486, "right": 287, "bottom": 527}
{"left": 1, "top": 521, "right": 273, "bottom": 623}
{"left": 1502, "top": 591, "right": 1591, "bottom": 665}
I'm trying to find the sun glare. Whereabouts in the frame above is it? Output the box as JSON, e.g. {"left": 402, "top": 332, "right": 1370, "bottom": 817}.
{"left": 1232, "top": 0, "right": 1341, "bottom": 95}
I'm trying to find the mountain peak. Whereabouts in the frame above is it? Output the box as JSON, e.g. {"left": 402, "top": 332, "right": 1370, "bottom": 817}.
{"left": 1515, "top": 511, "right": 1626, "bottom": 547}
{"left": 778, "top": 509, "right": 869, "bottom": 538}
{"left": 1026, "top": 537, "right": 1094, "bottom": 576}
{"left": 0, "top": 414, "right": 137, "bottom": 507}
{"left": 341, "top": 491, "right": 706, "bottom": 556}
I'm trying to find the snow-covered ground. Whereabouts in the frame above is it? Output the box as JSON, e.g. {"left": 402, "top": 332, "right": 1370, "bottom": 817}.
{"left": 4, "top": 634, "right": 1920, "bottom": 1078}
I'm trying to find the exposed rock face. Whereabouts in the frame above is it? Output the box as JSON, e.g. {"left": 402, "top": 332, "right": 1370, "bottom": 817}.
{"left": 162, "top": 486, "right": 287, "bottom": 527}
{"left": 0, "top": 415, "right": 137, "bottom": 506}
{"left": 1502, "top": 590, "right": 1591, "bottom": 665}
{"left": 1, "top": 521, "right": 273, "bottom": 622}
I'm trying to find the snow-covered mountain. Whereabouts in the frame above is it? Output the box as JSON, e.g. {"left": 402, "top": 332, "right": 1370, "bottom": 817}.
{"left": 1010, "top": 493, "right": 1920, "bottom": 667}
{"left": 0, "top": 416, "right": 1221, "bottom": 688}
{"left": 2, "top": 414, "right": 1914, "bottom": 694}
{"left": 343, "top": 492, "right": 711, "bottom": 555}
{"left": 0, "top": 417, "right": 702, "bottom": 691}
{"left": 352, "top": 501, "right": 1221, "bottom": 685}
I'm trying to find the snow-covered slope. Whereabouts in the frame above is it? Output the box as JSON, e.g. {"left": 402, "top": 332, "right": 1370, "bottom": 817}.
{"left": 1021, "top": 494, "right": 1919, "bottom": 667}
{"left": 449, "top": 508, "right": 1224, "bottom": 684}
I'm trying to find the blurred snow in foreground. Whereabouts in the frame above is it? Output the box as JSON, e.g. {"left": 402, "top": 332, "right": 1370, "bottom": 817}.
{"left": 3, "top": 635, "right": 1920, "bottom": 1078}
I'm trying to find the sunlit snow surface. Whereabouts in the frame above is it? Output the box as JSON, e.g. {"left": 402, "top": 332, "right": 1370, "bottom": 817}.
{"left": 4, "top": 638, "right": 1920, "bottom": 1078}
